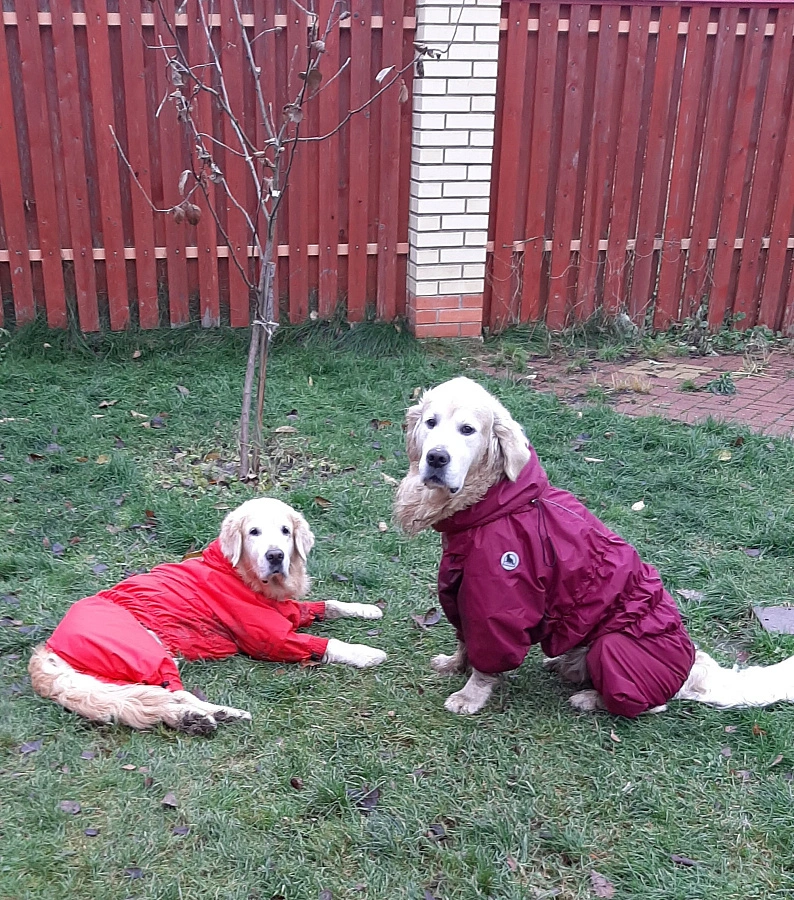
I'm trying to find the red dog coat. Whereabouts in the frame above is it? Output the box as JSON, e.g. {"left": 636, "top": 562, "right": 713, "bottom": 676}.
{"left": 435, "top": 446, "right": 696, "bottom": 717}
{"left": 46, "top": 539, "right": 329, "bottom": 691}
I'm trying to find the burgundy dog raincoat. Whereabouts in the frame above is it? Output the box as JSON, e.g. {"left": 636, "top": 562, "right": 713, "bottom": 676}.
{"left": 46, "top": 540, "right": 329, "bottom": 691}
{"left": 435, "top": 447, "right": 696, "bottom": 717}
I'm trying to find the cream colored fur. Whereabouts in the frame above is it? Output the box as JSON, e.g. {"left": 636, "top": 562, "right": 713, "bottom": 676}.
{"left": 395, "top": 377, "right": 794, "bottom": 717}
{"left": 30, "top": 497, "right": 386, "bottom": 733}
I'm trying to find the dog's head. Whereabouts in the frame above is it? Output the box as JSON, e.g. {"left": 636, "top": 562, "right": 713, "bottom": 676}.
{"left": 404, "top": 377, "right": 530, "bottom": 496}
{"left": 219, "top": 497, "right": 315, "bottom": 600}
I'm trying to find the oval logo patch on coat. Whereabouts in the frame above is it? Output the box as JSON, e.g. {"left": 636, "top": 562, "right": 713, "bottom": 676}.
{"left": 500, "top": 551, "right": 520, "bottom": 571}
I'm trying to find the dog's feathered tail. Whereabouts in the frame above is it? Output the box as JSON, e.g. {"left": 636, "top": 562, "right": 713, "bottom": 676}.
{"left": 28, "top": 645, "right": 251, "bottom": 733}
{"left": 675, "top": 649, "right": 794, "bottom": 708}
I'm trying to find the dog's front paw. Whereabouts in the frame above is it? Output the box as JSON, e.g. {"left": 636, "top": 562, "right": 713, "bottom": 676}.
{"left": 350, "top": 603, "right": 383, "bottom": 620}
{"left": 323, "top": 638, "right": 386, "bottom": 668}
{"left": 444, "top": 688, "right": 488, "bottom": 715}
{"left": 349, "top": 645, "right": 387, "bottom": 668}
{"left": 431, "top": 653, "right": 464, "bottom": 675}
{"left": 569, "top": 689, "right": 604, "bottom": 712}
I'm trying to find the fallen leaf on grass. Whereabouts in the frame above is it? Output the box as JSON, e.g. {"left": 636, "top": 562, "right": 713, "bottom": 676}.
{"left": 570, "top": 433, "right": 591, "bottom": 451}
{"left": 347, "top": 785, "right": 380, "bottom": 815}
{"left": 590, "top": 870, "right": 615, "bottom": 898}
{"left": 411, "top": 608, "right": 441, "bottom": 630}
{"left": 91, "top": 564, "right": 108, "bottom": 575}
{"left": 369, "top": 419, "right": 392, "bottom": 430}
{"left": 121, "top": 764, "right": 137, "bottom": 771}
{"left": 172, "top": 825, "right": 189, "bottom": 836}
{"left": 290, "top": 776, "right": 304, "bottom": 790}
{"left": 27, "top": 452, "right": 45, "bottom": 462}
{"left": 377, "top": 521, "right": 388, "bottom": 532}
{"left": 330, "top": 573, "right": 349, "bottom": 582}
{"left": 98, "top": 400, "right": 118, "bottom": 408}
{"left": 319, "top": 890, "right": 333, "bottom": 900}
{"left": 143, "top": 776, "right": 154, "bottom": 789}
{"left": 314, "top": 496, "right": 331, "bottom": 509}
{"left": 671, "top": 854, "right": 700, "bottom": 867}
{"left": 720, "top": 747, "right": 732, "bottom": 758}
{"left": 752, "top": 723, "right": 767, "bottom": 737}
{"left": 130, "top": 410, "right": 148, "bottom": 419}
{"left": 58, "top": 800, "right": 81, "bottom": 815}
{"left": 161, "top": 791, "right": 178, "bottom": 808}
{"left": 176, "top": 385, "right": 190, "bottom": 397}
{"left": 744, "top": 548, "right": 762, "bottom": 558}
{"left": 376, "top": 600, "right": 386, "bottom": 609}
{"left": 676, "top": 589, "right": 705, "bottom": 603}
{"left": 584, "top": 457, "right": 604, "bottom": 464}
{"left": 80, "top": 750, "right": 96, "bottom": 760}
{"left": 505, "top": 856, "right": 518, "bottom": 872}
{"left": 274, "top": 425, "right": 298, "bottom": 434}
{"left": 131, "top": 350, "right": 142, "bottom": 360}
{"left": 426, "top": 823, "right": 447, "bottom": 842}
{"left": 631, "top": 500, "right": 646, "bottom": 512}
{"left": 724, "top": 725, "right": 738, "bottom": 733}
{"left": 381, "top": 472, "right": 399, "bottom": 486}
{"left": 736, "top": 769, "right": 752, "bottom": 782}
{"left": 124, "top": 867, "right": 143, "bottom": 879}
{"left": 1, "top": 474, "right": 14, "bottom": 483}
{"left": 716, "top": 449, "right": 732, "bottom": 462}
{"left": 84, "top": 828, "right": 99, "bottom": 837}
{"left": 609, "top": 730, "right": 621, "bottom": 743}
{"left": 770, "top": 753, "right": 784, "bottom": 768}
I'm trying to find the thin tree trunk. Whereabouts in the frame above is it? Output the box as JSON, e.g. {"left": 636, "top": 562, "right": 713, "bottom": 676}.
{"left": 250, "top": 258, "right": 276, "bottom": 474}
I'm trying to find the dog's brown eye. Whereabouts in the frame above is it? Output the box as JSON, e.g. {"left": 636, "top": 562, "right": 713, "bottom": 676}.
{"left": 249, "top": 527, "right": 261, "bottom": 536}
{"left": 460, "top": 424, "right": 475, "bottom": 436}
{"left": 426, "top": 418, "right": 437, "bottom": 429}
{"left": 281, "top": 526, "right": 290, "bottom": 536}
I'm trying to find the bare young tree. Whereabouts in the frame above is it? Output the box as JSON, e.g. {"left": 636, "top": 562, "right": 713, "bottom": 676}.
{"left": 114, "top": 0, "right": 436, "bottom": 479}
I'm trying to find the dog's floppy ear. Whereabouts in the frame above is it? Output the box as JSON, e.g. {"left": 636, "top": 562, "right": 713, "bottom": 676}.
{"left": 219, "top": 508, "right": 244, "bottom": 566}
{"left": 404, "top": 396, "right": 425, "bottom": 463}
{"left": 491, "top": 399, "right": 530, "bottom": 481}
{"left": 291, "top": 511, "right": 315, "bottom": 562}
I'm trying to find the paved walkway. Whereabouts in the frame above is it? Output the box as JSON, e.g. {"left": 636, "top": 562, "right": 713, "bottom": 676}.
{"left": 525, "top": 351, "right": 794, "bottom": 437}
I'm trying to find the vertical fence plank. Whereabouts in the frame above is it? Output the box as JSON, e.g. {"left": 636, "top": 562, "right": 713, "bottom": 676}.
{"left": 575, "top": 4, "right": 621, "bottom": 321}
{"left": 628, "top": 5, "right": 679, "bottom": 324}
{"left": 681, "top": 6, "right": 740, "bottom": 320}
{"left": 708, "top": 7, "right": 767, "bottom": 329}
{"left": 220, "top": 0, "right": 251, "bottom": 325}
{"left": 347, "top": 0, "right": 371, "bottom": 322}
{"left": 119, "top": 2, "right": 159, "bottom": 328}
{"left": 85, "top": 0, "right": 129, "bottom": 330}
{"left": 51, "top": 4, "right": 100, "bottom": 331}
{"left": 188, "top": 0, "right": 220, "bottom": 327}
{"left": 153, "top": 0, "right": 190, "bottom": 326}
{"left": 317, "top": 0, "right": 340, "bottom": 318}
{"left": 517, "top": 1, "right": 559, "bottom": 325}
{"left": 760, "top": 86, "right": 794, "bottom": 331}
{"left": 653, "top": 6, "right": 710, "bottom": 330}
{"left": 0, "top": 22, "right": 35, "bottom": 325}
{"left": 286, "top": 3, "right": 308, "bottom": 322}
{"left": 490, "top": 2, "right": 530, "bottom": 330}
{"left": 546, "top": 4, "right": 589, "bottom": 330}
{"left": 603, "top": 6, "right": 650, "bottom": 316}
{"left": 734, "top": 7, "right": 794, "bottom": 328}
{"left": 377, "top": 0, "right": 402, "bottom": 320}
{"left": 16, "top": 3, "right": 67, "bottom": 327}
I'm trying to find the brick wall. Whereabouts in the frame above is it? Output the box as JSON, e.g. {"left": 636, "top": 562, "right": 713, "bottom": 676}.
{"left": 407, "top": 0, "right": 501, "bottom": 338}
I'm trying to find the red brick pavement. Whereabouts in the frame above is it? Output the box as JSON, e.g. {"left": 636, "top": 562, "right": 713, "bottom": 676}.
{"left": 524, "top": 352, "right": 794, "bottom": 437}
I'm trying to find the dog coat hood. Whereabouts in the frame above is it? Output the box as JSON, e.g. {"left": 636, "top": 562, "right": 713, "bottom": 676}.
{"left": 434, "top": 447, "right": 695, "bottom": 714}
{"left": 46, "top": 539, "right": 328, "bottom": 690}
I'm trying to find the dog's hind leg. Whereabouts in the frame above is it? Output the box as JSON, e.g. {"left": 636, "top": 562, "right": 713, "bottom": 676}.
{"left": 675, "top": 650, "right": 794, "bottom": 708}
{"left": 169, "top": 690, "right": 251, "bottom": 724}
{"left": 29, "top": 646, "right": 221, "bottom": 734}
{"left": 543, "top": 646, "right": 591, "bottom": 685}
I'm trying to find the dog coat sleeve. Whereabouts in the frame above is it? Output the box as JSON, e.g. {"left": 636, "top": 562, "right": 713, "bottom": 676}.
{"left": 215, "top": 595, "right": 329, "bottom": 663}
{"left": 439, "top": 520, "right": 547, "bottom": 674}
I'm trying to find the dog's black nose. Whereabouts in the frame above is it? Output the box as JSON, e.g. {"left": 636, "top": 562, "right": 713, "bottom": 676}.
{"left": 266, "top": 549, "right": 284, "bottom": 567}
{"left": 426, "top": 448, "right": 450, "bottom": 469}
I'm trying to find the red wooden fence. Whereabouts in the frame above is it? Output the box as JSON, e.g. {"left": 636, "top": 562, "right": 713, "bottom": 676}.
{"left": 486, "top": 3, "right": 794, "bottom": 334}
{"left": 0, "top": 0, "right": 415, "bottom": 330}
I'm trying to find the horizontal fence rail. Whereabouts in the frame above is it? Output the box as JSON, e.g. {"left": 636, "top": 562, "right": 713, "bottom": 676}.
{"left": 0, "top": 0, "right": 414, "bottom": 330}
{"left": 486, "top": 2, "right": 794, "bottom": 334}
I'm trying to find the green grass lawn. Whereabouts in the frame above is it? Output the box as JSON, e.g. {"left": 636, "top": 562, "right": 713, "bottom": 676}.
{"left": 1, "top": 324, "right": 794, "bottom": 900}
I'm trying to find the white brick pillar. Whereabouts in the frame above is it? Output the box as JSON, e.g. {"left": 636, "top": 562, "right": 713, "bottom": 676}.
{"left": 407, "top": 0, "right": 501, "bottom": 338}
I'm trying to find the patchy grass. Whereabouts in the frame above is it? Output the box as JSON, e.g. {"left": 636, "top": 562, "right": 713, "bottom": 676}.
{"left": 2, "top": 323, "right": 794, "bottom": 900}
